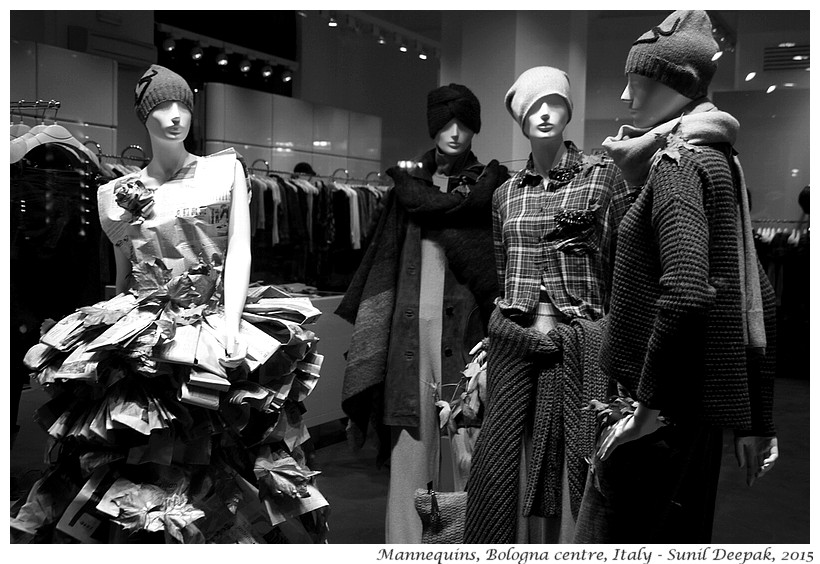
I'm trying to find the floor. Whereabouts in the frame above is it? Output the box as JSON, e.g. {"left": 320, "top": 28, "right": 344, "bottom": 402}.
{"left": 11, "top": 377, "right": 810, "bottom": 544}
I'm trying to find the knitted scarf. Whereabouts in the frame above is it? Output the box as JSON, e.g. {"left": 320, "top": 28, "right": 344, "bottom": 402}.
{"left": 602, "top": 99, "right": 765, "bottom": 351}
{"left": 464, "top": 309, "right": 607, "bottom": 543}
{"left": 523, "top": 317, "right": 608, "bottom": 520}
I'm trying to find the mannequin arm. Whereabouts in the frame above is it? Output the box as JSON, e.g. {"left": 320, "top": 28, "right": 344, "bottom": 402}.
{"left": 221, "top": 163, "right": 252, "bottom": 362}
{"left": 113, "top": 244, "right": 132, "bottom": 294}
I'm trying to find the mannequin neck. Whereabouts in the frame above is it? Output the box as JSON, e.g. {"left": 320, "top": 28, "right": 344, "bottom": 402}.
{"left": 145, "top": 138, "right": 193, "bottom": 184}
{"left": 530, "top": 136, "right": 566, "bottom": 178}
{"left": 434, "top": 145, "right": 472, "bottom": 176}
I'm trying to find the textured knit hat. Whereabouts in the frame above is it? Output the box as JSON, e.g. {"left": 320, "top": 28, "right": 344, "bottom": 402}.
{"left": 134, "top": 64, "right": 194, "bottom": 123}
{"left": 505, "top": 66, "right": 573, "bottom": 135}
{"left": 625, "top": 10, "right": 719, "bottom": 100}
{"left": 427, "top": 83, "right": 481, "bottom": 138}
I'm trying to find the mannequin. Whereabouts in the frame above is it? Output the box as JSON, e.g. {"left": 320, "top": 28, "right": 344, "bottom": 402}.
{"left": 11, "top": 66, "right": 328, "bottom": 543}
{"left": 465, "top": 67, "right": 629, "bottom": 544}
{"left": 573, "top": 11, "right": 778, "bottom": 543}
{"left": 110, "top": 73, "right": 249, "bottom": 365}
{"left": 336, "top": 83, "right": 508, "bottom": 543}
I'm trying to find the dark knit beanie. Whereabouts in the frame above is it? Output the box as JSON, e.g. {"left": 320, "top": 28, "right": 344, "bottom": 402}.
{"left": 626, "top": 10, "right": 719, "bottom": 100}
{"left": 134, "top": 64, "right": 194, "bottom": 123}
{"left": 427, "top": 83, "right": 481, "bottom": 138}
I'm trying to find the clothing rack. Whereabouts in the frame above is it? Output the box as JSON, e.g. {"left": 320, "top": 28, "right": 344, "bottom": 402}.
{"left": 248, "top": 160, "right": 391, "bottom": 186}
{"left": 82, "top": 141, "right": 149, "bottom": 164}
{"left": 751, "top": 218, "right": 807, "bottom": 224}
{"left": 11, "top": 99, "right": 61, "bottom": 119}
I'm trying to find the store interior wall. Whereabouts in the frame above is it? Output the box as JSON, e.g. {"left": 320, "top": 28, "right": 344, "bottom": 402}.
{"left": 296, "top": 12, "right": 439, "bottom": 172}
{"left": 9, "top": 9, "right": 809, "bottom": 222}
{"left": 440, "top": 11, "right": 589, "bottom": 170}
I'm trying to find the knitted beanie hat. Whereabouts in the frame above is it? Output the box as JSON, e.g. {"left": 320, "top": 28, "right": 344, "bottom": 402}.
{"left": 625, "top": 10, "right": 719, "bottom": 100}
{"left": 505, "top": 66, "right": 573, "bottom": 134}
{"left": 134, "top": 64, "right": 194, "bottom": 123}
{"left": 427, "top": 83, "right": 481, "bottom": 138}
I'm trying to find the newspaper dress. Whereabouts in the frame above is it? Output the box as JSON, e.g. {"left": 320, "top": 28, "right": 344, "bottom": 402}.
{"left": 11, "top": 148, "right": 329, "bottom": 544}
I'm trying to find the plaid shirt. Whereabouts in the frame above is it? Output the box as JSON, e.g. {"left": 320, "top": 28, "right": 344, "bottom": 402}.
{"left": 492, "top": 141, "right": 630, "bottom": 320}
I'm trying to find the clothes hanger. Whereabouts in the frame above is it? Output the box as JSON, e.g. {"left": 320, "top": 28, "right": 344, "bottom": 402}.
{"left": 10, "top": 101, "right": 30, "bottom": 139}
{"left": 11, "top": 101, "right": 101, "bottom": 168}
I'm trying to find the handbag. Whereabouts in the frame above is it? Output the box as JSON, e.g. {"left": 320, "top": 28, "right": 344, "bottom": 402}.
{"left": 413, "top": 481, "right": 467, "bottom": 544}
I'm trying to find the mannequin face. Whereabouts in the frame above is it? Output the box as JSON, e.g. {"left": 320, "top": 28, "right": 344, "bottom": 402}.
{"left": 524, "top": 94, "right": 570, "bottom": 139}
{"left": 145, "top": 100, "right": 192, "bottom": 142}
{"left": 621, "top": 73, "right": 693, "bottom": 128}
{"left": 434, "top": 118, "right": 475, "bottom": 156}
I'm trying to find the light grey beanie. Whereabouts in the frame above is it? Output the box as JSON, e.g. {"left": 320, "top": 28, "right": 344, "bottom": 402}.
{"left": 505, "top": 66, "right": 573, "bottom": 134}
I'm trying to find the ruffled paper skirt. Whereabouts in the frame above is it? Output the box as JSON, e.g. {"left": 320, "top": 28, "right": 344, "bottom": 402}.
{"left": 11, "top": 266, "right": 330, "bottom": 544}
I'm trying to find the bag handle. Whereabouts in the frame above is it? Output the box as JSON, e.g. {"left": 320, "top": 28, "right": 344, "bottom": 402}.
{"left": 426, "top": 481, "right": 440, "bottom": 525}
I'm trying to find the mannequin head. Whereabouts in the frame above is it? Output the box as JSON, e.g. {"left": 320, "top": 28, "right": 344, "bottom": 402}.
{"left": 524, "top": 94, "right": 570, "bottom": 141}
{"left": 434, "top": 118, "right": 475, "bottom": 157}
{"left": 134, "top": 64, "right": 194, "bottom": 125}
{"left": 621, "top": 73, "right": 692, "bottom": 128}
{"left": 505, "top": 66, "right": 573, "bottom": 138}
{"left": 144, "top": 100, "right": 192, "bottom": 144}
{"left": 624, "top": 10, "right": 718, "bottom": 102}
{"left": 426, "top": 83, "right": 481, "bottom": 139}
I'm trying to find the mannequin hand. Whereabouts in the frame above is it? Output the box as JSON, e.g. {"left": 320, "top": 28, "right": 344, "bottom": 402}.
{"left": 219, "top": 335, "right": 248, "bottom": 369}
{"left": 735, "top": 435, "right": 778, "bottom": 486}
{"left": 597, "top": 404, "right": 664, "bottom": 461}
{"left": 468, "top": 338, "right": 489, "bottom": 367}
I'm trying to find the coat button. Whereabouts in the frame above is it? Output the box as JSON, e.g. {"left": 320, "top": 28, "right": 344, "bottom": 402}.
{"left": 444, "top": 347, "right": 453, "bottom": 357}
{"left": 404, "top": 350, "right": 415, "bottom": 361}
{"left": 445, "top": 306, "right": 454, "bottom": 316}
{"left": 404, "top": 309, "right": 415, "bottom": 318}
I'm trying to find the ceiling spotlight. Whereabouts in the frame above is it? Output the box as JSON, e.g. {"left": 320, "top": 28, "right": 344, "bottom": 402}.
{"left": 282, "top": 69, "right": 293, "bottom": 83}
{"left": 215, "top": 50, "right": 228, "bottom": 66}
{"left": 745, "top": 72, "right": 756, "bottom": 81}
{"left": 328, "top": 17, "right": 338, "bottom": 28}
{"left": 711, "top": 51, "right": 723, "bottom": 62}
{"left": 766, "top": 85, "right": 777, "bottom": 94}
{"left": 793, "top": 55, "right": 806, "bottom": 61}
{"left": 778, "top": 42, "right": 796, "bottom": 48}
{"left": 239, "top": 58, "right": 251, "bottom": 73}
{"left": 296, "top": 11, "right": 307, "bottom": 17}
{"left": 161, "top": 37, "right": 176, "bottom": 52}
{"left": 399, "top": 44, "right": 408, "bottom": 53}
{"left": 190, "top": 45, "right": 204, "bottom": 61}
{"left": 784, "top": 82, "right": 795, "bottom": 87}
{"left": 419, "top": 51, "right": 428, "bottom": 60}
{"left": 261, "top": 65, "right": 273, "bottom": 78}
{"left": 378, "top": 35, "right": 386, "bottom": 45}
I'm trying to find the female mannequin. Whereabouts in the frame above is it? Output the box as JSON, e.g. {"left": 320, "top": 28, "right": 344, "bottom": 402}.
{"left": 573, "top": 11, "right": 778, "bottom": 543}
{"left": 336, "top": 84, "right": 508, "bottom": 543}
{"left": 465, "top": 67, "right": 629, "bottom": 544}
{"left": 12, "top": 65, "right": 327, "bottom": 543}
{"left": 109, "top": 65, "right": 249, "bottom": 365}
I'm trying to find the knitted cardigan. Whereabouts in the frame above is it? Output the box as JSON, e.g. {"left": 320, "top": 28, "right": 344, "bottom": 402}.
{"left": 602, "top": 143, "right": 776, "bottom": 434}
{"left": 464, "top": 308, "right": 609, "bottom": 544}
